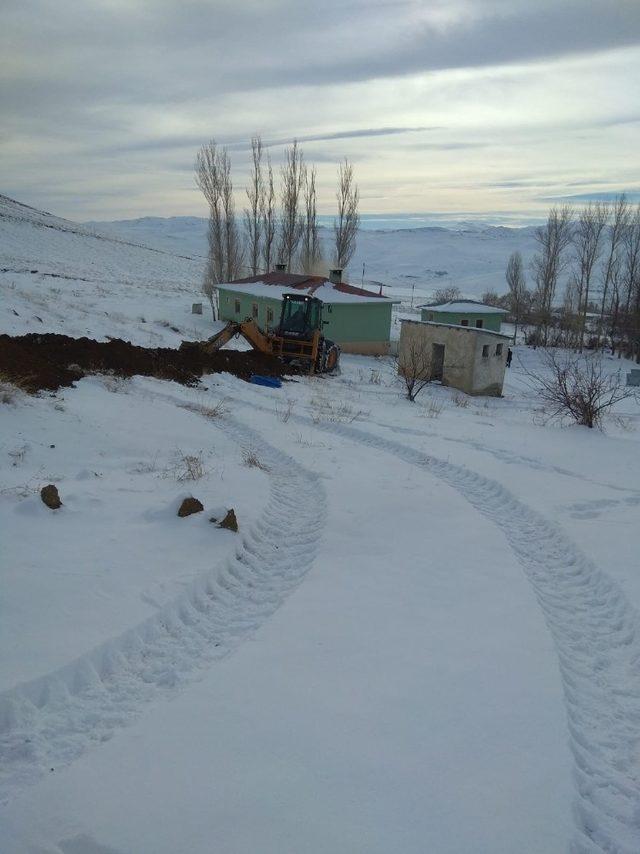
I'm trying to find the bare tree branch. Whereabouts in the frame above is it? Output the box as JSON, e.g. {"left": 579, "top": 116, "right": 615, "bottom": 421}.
{"left": 195, "top": 139, "right": 243, "bottom": 318}
{"left": 299, "top": 165, "right": 322, "bottom": 273}
{"left": 531, "top": 205, "right": 573, "bottom": 346}
{"left": 244, "top": 135, "right": 263, "bottom": 276}
{"left": 333, "top": 158, "right": 360, "bottom": 269}
{"left": 278, "top": 140, "right": 304, "bottom": 271}
{"left": 572, "top": 201, "right": 607, "bottom": 350}
{"left": 261, "top": 153, "right": 276, "bottom": 274}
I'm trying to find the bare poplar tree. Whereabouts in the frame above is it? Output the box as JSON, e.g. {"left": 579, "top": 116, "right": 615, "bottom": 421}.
{"left": 278, "top": 141, "right": 304, "bottom": 271}
{"left": 299, "top": 165, "right": 322, "bottom": 273}
{"left": 334, "top": 158, "right": 360, "bottom": 269}
{"left": 621, "top": 205, "right": 640, "bottom": 358}
{"left": 572, "top": 202, "right": 607, "bottom": 350}
{"left": 505, "top": 250, "right": 527, "bottom": 340}
{"left": 244, "top": 135, "right": 263, "bottom": 276}
{"left": 261, "top": 153, "right": 276, "bottom": 274}
{"left": 219, "top": 148, "right": 244, "bottom": 283}
{"left": 598, "top": 194, "right": 630, "bottom": 348}
{"left": 530, "top": 205, "right": 573, "bottom": 345}
{"left": 195, "top": 139, "right": 243, "bottom": 319}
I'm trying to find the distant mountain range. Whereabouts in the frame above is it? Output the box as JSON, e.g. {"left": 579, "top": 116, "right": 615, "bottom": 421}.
{"left": 85, "top": 215, "right": 539, "bottom": 300}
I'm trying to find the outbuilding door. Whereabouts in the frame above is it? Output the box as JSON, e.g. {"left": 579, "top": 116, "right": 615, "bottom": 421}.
{"left": 431, "top": 343, "right": 445, "bottom": 381}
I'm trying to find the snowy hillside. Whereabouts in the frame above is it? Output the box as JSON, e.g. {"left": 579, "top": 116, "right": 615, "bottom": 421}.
{"left": 2, "top": 196, "right": 640, "bottom": 854}
{"left": 2, "top": 195, "right": 206, "bottom": 346}
{"left": 87, "top": 213, "right": 539, "bottom": 302}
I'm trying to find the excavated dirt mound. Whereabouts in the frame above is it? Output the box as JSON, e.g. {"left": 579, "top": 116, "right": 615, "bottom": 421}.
{"left": 0, "top": 333, "right": 298, "bottom": 393}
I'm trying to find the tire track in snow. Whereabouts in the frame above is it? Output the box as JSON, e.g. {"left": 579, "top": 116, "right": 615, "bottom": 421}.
{"left": 232, "top": 383, "right": 638, "bottom": 854}
{"left": 306, "top": 418, "right": 640, "bottom": 854}
{"left": 0, "top": 413, "right": 326, "bottom": 803}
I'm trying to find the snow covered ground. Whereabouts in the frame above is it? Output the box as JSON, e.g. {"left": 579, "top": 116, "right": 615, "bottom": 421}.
{"left": 2, "top": 197, "right": 640, "bottom": 854}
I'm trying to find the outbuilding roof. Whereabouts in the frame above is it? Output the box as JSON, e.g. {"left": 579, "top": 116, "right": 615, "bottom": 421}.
{"left": 219, "top": 272, "right": 400, "bottom": 305}
{"left": 401, "top": 318, "right": 512, "bottom": 339}
{"left": 419, "top": 299, "right": 509, "bottom": 315}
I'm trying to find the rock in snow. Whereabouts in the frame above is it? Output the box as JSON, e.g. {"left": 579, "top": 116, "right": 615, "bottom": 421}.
{"left": 210, "top": 508, "right": 238, "bottom": 531}
{"left": 40, "top": 484, "right": 62, "bottom": 509}
{"left": 177, "top": 497, "right": 203, "bottom": 517}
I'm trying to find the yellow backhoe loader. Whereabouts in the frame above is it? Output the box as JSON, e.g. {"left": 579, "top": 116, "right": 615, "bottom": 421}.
{"left": 199, "top": 293, "right": 340, "bottom": 374}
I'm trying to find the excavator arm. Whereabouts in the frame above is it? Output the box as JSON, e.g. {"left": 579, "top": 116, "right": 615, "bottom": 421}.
{"left": 200, "top": 321, "right": 242, "bottom": 354}
{"left": 200, "top": 319, "right": 274, "bottom": 356}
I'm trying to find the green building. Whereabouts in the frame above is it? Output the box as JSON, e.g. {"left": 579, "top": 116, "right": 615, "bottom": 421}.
{"left": 420, "top": 300, "right": 508, "bottom": 333}
{"left": 218, "top": 270, "right": 398, "bottom": 355}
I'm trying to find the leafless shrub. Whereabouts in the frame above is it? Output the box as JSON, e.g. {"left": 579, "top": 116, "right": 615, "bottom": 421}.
{"left": 523, "top": 349, "right": 636, "bottom": 429}
{"left": 275, "top": 398, "right": 295, "bottom": 423}
{"left": 452, "top": 392, "right": 469, "bottom": 408}
{"left": 242, "top": 448, "right": 270, "bottom": 471}
{"left": 369, "top": 369, "right": 382, "bottom": 385}
{"left": 397, "top": 338, "right": 433, "bottom": 402}
{"left": 431, "top": 285, "right": 461, "bottom": 304}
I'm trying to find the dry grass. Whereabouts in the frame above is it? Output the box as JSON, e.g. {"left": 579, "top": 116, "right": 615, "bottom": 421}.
{"left": 452, "top": 392, "right": 470, "bottom": 408}
{"left": 275, "top": 398, "right": 295, "bottom": 423}
{"left": 241, "top": 448, "right": 270, "bottom": 471}
{"left": 164, "top": 449, "right": 207, "bottom": 482}
{"left": 309, "top": 393, "right": 368, "bottom": 424}
{"left": 181, "top": 397, "right": 230, "bottom": 420}
{"left": 422, "top": 398, "right": 444, "bottom": 419}
{"left": 8, "top": 444, "right": 29, "bottom": 466}
{"left": 0, "top": 379, "right": 19, "bottom": 404}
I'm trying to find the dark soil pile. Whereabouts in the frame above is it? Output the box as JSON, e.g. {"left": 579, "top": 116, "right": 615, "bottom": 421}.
{"left": 0, "top": 333, "right": 298, "bottom": 393}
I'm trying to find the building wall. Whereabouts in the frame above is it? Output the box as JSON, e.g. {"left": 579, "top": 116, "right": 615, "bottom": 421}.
{"left": 218, "top": 287, "right": 392, "bottom": 354}
{"left": 420, "top": 308, "right": 504, "bottom": 333}
{"left": 398, "top": 320, "right": 508, "bottom": 396}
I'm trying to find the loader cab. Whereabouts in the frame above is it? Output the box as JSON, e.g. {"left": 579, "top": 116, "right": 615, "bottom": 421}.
{"left": 278, "top": 294, "right": 322, "bottom": 340}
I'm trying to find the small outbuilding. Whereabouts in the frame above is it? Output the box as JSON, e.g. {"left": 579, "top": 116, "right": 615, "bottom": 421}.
{"left": 218, "top": 268, "right": 398, "bottom": 355}
{"left": 420, "top": 299, "right": 508, "bottom": 333}
{"left": 399, "top": 319, "right": 512, "bottom": 397}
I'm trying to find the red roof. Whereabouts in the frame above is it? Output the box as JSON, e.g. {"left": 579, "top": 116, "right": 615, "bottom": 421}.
{"left": 227, "top": 272, "right": 389, "bottom": 300}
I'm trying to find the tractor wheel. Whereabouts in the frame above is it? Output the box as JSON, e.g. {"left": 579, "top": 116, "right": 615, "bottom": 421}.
{"left": 317, "top": 340, "right": 340, "bottom": 373}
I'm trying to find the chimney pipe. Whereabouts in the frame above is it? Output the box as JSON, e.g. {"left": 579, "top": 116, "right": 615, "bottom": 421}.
{"left": 329, "top": 268, "right": 342, "bottom": 284}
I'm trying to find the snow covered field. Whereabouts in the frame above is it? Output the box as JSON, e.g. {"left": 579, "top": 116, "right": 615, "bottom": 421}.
{"left": 2, "top": 197, "right": 640, "bottom": 853}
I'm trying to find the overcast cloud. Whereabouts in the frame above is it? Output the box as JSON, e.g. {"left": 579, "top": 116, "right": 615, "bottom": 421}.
{"left": 1, "top": 0, "right": 639, "bottom": 221}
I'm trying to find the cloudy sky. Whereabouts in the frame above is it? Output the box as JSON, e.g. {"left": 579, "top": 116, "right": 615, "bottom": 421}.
{"left": 1, "top": 0, "right": 639, "bottom": 223}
